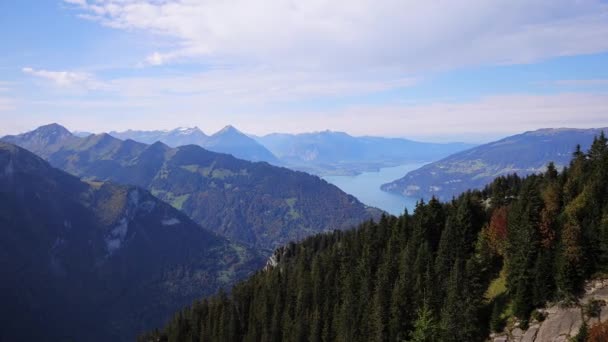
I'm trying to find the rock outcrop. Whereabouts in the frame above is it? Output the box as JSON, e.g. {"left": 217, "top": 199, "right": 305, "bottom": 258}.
{"left": 491, "top": 279, "right": 608, "bottom": 342}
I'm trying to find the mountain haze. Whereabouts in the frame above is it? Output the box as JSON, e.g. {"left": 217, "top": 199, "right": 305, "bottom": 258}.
{"left": 256, "top": 130, "right": 473, "bottom": 175}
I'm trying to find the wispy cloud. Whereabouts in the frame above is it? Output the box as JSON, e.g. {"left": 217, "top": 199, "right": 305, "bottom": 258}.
{"left": 107, "top": 68, "right": 417, "bottom": 102}
{"left": 22, "top": 67, "right": 105, "bottom": 90}
{"left": 65, "top": 0, "right": 608, "bottom": 71}
{"left": 20, "top": 64, "right": 416, "bottom": 103}
{"left": 553, "top": 79, "right": 608, "bottom": 87}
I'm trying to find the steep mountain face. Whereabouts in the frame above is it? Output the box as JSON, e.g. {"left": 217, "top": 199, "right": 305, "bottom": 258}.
{"left": 256, "top": 130, "right": 473, "bottom": 175}
{"left": 2, "top": 125, "right": 381, "bottom": 251}
{"left": 0, "top": 142, "right": 261, "bottom": 342}
{"left": 110, "top": 125, "right": 279, "bottom": 164}
{"left": 382, "top": 128, "right": 607, "bottom": 201}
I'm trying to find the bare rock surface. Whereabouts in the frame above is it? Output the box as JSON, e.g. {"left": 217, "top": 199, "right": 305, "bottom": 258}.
{"left": 491, "top": 279, "right": 608, "bottom": 341}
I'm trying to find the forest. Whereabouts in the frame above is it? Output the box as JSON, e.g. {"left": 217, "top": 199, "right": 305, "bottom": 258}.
{"left": 142, "top": 133, "right": 608, "bottom": 342}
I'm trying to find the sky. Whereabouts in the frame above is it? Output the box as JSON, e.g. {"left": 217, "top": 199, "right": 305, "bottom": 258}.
{"left": 1, "top": 0, "right": 608, "bottom": 143}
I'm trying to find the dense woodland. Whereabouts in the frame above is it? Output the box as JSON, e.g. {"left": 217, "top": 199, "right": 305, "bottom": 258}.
{"left": 143, "top": 134, "right": 608, "bottom": 342}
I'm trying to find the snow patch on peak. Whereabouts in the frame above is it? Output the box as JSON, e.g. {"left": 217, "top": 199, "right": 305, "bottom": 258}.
{"left": 162, "top": 218, "right": 180, "bottom": 226}
{"left": 172, "top": 127, "right": 202, "bottom": 136}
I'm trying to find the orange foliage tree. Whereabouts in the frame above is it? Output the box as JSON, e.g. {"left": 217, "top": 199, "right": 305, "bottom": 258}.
{"left": 588, "top": 320, "right": 608, "bottom": 342}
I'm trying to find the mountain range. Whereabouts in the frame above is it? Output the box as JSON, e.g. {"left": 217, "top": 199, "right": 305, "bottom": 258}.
{"left": 109, "top": 125, "right": 279, "bottom": 164}
{"left": 382, "top": 127, "right": 608, "bottom": 200}
{"left": 0, "top": 141, "right": 262, "bottom": 341}
{"left": 2, "top": 124, "right": 382, "bottom": 251}
{"left": 102, "top": 126, "right": 474, "bottom": 176}
{"left": 255, "top": 130, "right": 474, "bottom": 175}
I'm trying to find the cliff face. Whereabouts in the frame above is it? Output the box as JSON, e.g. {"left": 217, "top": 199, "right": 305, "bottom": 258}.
{"left": 491, "top": 279, "right": 608, "bottom": 342}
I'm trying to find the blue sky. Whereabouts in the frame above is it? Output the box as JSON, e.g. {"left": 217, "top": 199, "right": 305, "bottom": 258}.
{"left": 1, "top": 0, "right": 608, "bottom": 142}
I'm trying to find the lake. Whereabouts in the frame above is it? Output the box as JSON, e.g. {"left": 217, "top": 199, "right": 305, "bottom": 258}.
{"left": 323, "top": 163, "right": 427, "bottom": 216}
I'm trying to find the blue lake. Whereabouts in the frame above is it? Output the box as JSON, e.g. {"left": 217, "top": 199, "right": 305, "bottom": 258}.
{"left": 323, "top": 163, "right": 427, "bottom": 216}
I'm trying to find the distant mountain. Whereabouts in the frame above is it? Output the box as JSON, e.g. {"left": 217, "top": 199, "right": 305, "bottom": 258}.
{"left": 0, "top": 142, "right": 261, "bottom": 341}
{"left": 381, "top": 128, "right": 607, "bottom": 200}
{"left": 3, "top": 124, "right": 381, "bottom": 251}
{"left": 109, "top": 125, "right": 279, "bottom": 164}
{"left": 3, "top": 123, "right": 81, "bottom": 158}
{"left": 110, "top": 127, "right": 208, "bottom": 147}
{"left": 204, "top": 125, "right": 279, "bottom": 164}
{"left": 256, "top": 130, "right": 474, "bottom": 175}
{"left": 73, "top": 130, "right": 94, "bottom": 137}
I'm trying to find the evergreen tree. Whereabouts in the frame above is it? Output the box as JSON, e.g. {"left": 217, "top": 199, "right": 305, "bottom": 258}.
{"left": 408, "top": 301, "right": 439, "bottom": 342}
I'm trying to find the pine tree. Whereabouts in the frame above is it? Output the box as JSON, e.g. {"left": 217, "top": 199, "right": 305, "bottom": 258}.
{"left": 408, "top": 300, "right": 439, "bottom": 342}
{"left": 439, "top": 260, "right": 464, "bottom": 342}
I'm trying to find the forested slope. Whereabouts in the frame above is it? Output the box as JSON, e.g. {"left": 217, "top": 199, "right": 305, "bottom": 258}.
{"left": 143, "top": 133, "right": 608, "bottom": 342}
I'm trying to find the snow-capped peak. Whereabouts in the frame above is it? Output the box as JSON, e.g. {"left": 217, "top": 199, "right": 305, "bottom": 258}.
{"left": 171, "top": 127, "right": 202, "bottom": 136}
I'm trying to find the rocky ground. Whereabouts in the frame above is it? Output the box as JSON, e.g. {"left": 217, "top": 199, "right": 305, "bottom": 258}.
{"left": 490, "top": 279, "right": 608, "bottom": 342}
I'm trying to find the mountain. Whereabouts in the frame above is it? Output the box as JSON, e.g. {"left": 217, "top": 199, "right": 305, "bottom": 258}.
{"left": 2, "top": 123, "right": 81, "bottom": 158}
{"left": 382, "top": 127, "right": 608, "bottom": 201}
{"left": 0, "top": 142, "right": 261, "bottom": 342}
{"left": 256, "top": 130, "right": 474, "bottom": 175}
{"left": 2, "top": 124, "right": 381, "bottom": 251}
{"left": 144, "top": 134, "right": 608, "bottom": 342}
{"left": 204, "top": 125, "right": 280, "bottom": 164}
{"left": 109, "top": 125, "right": 279, "bottom": 164}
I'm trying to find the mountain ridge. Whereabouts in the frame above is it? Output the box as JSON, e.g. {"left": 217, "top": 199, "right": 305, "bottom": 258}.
{"left": 381, "top": 127, "right": 608, "bottom": 200}
{"left": 109, "top": 125, "right": 279, "bottom": 164}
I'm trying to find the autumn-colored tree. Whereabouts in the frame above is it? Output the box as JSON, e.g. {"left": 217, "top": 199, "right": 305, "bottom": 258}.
{"left": 487, "top": 206, "right": 508, "bottom": 255}
{"left": 588, "top": 320, "right": 608, "bottom": 342}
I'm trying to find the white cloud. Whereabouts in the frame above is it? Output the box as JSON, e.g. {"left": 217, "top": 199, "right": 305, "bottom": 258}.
{"left": 22, "top": 67, "right": 104, "bottom": 90}
{"left": 66, "top": 0, "right": 608, "bottom": 71}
